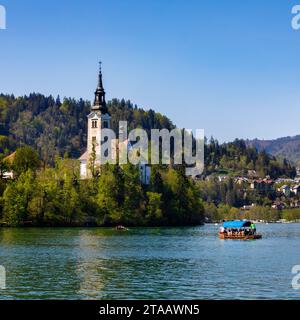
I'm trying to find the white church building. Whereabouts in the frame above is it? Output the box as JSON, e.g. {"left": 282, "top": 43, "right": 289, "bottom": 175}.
{"left": 79, "top": 64, "right": 150, "bottom": 185}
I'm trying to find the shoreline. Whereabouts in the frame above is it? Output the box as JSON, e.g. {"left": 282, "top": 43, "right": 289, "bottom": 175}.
{"left": 1, "top": 221, "right": 300, "bottom": 229}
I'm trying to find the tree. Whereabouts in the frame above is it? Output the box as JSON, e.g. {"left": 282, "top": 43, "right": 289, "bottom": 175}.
{"left": 3, "top": 170, "right": 35, "bottom": 226}
{"left": 150, "top": 167, "right": 164, "bottom": 194}
{"left": 122, "top": 164, "right": 144, "bottom": 225}
{"left": 163, "top": 167, "right": 204, "bottom": 225}
{"left": 88, "top": 141, "right": 99, "bottom": 178}
{"left": 96, "top": 164, "right": 124, "bottom": 225}
{"left": 146, "top": 192, "right": 163, "bottom": 225}
{"left": 28, "top": 167, "right": 58, "bottom": 225}
{"left": 12, "top": 146, "right": 40, "bottom": 177}
{"left": 203, "top": 202, "right": 220, "bottom": 222}
{"left": 217, "top": 204, "right": 231, "bottom": 220}
{"left": 60, "top": 175, "right": 83, "bottom": 225}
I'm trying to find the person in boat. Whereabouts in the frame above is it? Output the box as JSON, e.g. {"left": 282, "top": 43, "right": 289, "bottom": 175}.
{"left": 221, "top": 220, "right": 261, "bottom": 239}
{"left": 250, "top": 223, "right": 256, "bottom": 235}
{"left": 220, "top": 226, "right": 225, "bottom": 234}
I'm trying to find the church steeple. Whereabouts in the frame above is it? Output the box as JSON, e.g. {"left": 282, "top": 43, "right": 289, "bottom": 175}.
{"left": 93, "top": 61, "right": 109, "bottom": 114}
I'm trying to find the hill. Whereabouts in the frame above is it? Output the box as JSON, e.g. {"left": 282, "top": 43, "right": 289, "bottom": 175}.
{"left": 0, "top": 93, "right": 295, "bottom": 179}
{"left": 247, "top": 136, "right": 300, "bottom": 165}
{"left": 0, "top": 93, "right": 174, "bottom": 164}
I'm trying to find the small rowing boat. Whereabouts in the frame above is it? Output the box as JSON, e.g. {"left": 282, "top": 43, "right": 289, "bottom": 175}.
{"left": 115, "top": 225, "right": 128, "bottom": 231}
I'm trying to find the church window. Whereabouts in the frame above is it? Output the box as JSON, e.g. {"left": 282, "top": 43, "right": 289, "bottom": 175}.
{"left": 92, "top": 120, "right": 98, "bottom": 128}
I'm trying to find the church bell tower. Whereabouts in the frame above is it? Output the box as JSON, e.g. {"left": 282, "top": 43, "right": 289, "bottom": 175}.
{"left": 87, "top": 62, "right": 111, "bottom": 168}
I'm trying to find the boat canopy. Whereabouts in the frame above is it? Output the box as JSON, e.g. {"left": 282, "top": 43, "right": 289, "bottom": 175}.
{"left": 222, "top": 220, "right": 252, "bottom": 228}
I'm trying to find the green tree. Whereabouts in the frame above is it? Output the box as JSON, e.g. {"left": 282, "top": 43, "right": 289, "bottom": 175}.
{"left": 26, "top": 158, "right": 83, "bottom": 226}
{"left": 96, "top": 164, "right": 124, "bottom": 225}
{"left": 150, "top": 166, "right": 164, "bottom": 194}
{"left": 217, "top": 204, "right": 231, "bottom": 220}
{"left": 122, "top": 164, "right": 144, "bottom": 225}
{"left": 163, "top": 167, "right": 204, "bottom": 225}
{"left": 203, "top": 202, "right": 220, "bottom": 222}
{"left": 28, "top": 167, "right": 59, "bottom": 225}
{"left": 88, "top": 141, "right": 99, "bottom": 178}
{"left": 3, "top": 170, "right": 35, "bottom": 226}
{"left": 146, "top": 192, "right": 163, "bottom": 225}
{"left": 12, "top": 146, "right": 40, "bottom": 177}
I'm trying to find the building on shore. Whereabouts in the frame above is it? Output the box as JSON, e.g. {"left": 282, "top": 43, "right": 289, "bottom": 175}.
{"left": 278, "top": 185, "right": 291, "bottom": 197}
{"left": 292, "top": 184, "right": 300, "bottom": 196}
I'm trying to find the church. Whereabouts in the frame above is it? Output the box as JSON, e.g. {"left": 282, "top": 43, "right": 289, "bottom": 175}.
{"left": 79, "top": 64, "right": 150, "bottom": 184}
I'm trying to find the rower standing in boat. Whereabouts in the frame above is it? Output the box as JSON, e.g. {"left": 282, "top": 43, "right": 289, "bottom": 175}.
{"left": 250, "top": 223, "right": 256, "bottom": 235}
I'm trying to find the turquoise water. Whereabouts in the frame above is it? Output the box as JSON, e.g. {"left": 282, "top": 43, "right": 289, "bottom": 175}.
{"left": 0, "top": 224, "right": 300, "bottom": 299}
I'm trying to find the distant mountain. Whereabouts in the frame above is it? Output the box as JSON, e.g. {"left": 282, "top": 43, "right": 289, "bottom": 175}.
{"left": 247, "top": 136, "right": 300, "bottom": 165}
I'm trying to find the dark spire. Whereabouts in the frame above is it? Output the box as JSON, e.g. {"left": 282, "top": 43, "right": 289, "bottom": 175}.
{"left": 93, "top": 61, "right": 109, "bottom": 114}
{"left": 97, "top": 61, "right": 104, "bottom": 88}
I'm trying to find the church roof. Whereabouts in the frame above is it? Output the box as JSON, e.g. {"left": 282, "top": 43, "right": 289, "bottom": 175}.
{"left": 92, "top": 61, "right": 110, "bottom": 115}
{"left": 4, "top": 151, "right": 16, "bottom": 164}
{"left": 79, "top": 151, "right": 88, "bottom": 161}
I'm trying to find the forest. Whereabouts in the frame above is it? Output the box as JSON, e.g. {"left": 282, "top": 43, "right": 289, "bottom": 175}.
{"left": 0, "top": 147, "right": 204, "bottom": 227}
{"left": 0, "top": 94, "right": 174, "bottom": 164}
{"left": 0, "top": 93, "right": 297, "bottom": 226}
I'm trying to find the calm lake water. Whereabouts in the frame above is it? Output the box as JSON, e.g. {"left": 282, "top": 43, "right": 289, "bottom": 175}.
{"left": 0, "top": 224, "right": 300, "bottom": 299}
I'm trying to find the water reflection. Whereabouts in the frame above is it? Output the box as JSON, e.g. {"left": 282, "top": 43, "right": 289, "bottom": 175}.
{"left": 76, "top": 230, "right": 108, "bottom": 299}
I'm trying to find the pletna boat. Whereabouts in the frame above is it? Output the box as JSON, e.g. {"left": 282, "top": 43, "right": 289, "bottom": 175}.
{"left": 219, "top": 220, "right": 262, "bottom": 240}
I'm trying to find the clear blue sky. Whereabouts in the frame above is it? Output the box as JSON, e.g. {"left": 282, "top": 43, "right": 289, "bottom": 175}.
{"left": 0, "top": 0, "right": 300, "bottom": 142}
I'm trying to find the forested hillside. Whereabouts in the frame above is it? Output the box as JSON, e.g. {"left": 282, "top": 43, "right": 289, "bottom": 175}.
{"left": 0, "top": 93, "right": 295, "bottom": 179}
{"left": 0, "top": 93, "right": 297, "bottom": 226}
{"left": 0, "top": 94, "right": 174, "bottom": 163}
{"left": 205, "top": 138, "right": 296, "bottom": 179}
{"left": 247, "top": 136, "right": 300, "bottom": 165}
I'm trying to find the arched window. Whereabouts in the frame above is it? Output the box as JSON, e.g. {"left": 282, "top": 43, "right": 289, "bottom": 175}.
{"left": 92, "top": 120, "right": 98, "bottom": 128}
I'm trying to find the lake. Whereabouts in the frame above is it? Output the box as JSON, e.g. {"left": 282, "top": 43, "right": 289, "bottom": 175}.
{"left": 0, "top": 224, "right": 300, "bottom": 299}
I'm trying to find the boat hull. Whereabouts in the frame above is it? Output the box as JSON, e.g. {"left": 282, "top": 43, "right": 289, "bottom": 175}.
{"left": 219, "top": 233, "right": 262, "bottom": 240}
